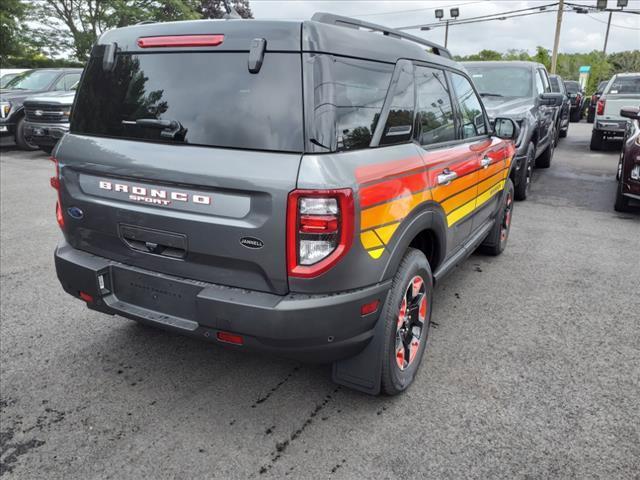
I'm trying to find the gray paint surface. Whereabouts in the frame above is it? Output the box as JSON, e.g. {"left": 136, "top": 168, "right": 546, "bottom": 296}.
{"left": 1, "top": 123, "right": 639, "bottom": 478}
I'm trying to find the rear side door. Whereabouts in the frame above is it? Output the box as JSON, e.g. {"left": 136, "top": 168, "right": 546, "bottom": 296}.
{"left": 449, "top": 72, "right": 509, "bottom": 233}
{"left": 536, "top": 68, "right": 555, "bottom": 147}
{"left": 414, "top": 65, "right": 479, "bottom": 255}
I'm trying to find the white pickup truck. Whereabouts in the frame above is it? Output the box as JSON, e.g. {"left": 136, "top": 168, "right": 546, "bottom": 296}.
{"left": 591, "top": 73, "right": 640, "bottom": 151}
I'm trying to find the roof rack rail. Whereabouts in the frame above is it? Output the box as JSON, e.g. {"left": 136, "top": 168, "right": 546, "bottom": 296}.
{"left": 310, "top": 12, "right": 452, "bottom": 59}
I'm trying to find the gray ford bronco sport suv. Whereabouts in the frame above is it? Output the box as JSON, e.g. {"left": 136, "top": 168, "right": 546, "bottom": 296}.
{"left": 53, "top": 14, "right": 519, "bottom": 395}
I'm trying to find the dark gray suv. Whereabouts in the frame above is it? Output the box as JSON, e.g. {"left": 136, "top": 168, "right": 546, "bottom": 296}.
{"left": 53, "top": 14, "right": 519, "bottom": 395}
{"left": 463, "top": 61, "right": 563, "bottom": 201}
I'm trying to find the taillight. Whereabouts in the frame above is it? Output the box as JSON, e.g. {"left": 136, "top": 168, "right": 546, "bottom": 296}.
{"left": 287, "top": 189, "right": 354, "bottom": 278}
{"left": 50, "top": 157, "right": 64, "bottom": 230}
{"left": 591, "top": 94, "right": 597, "bottom": 102}
{"left": 597, "top": 98, "right": 606, "bottom": 116}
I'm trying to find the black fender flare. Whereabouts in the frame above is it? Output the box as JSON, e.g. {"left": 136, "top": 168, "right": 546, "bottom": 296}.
{"left": 379, "top": 201, "right": 448, "bottom": 283}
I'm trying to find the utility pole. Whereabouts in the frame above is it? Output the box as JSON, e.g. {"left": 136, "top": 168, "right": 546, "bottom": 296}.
{"left": 444, "top": 20, "right": 449, "bottom": 47}
{"left": 551, "top": 0, "right": 564, "bottom": 74}
{"left": 603, "top": 11, "right": 613, "bottom": 54}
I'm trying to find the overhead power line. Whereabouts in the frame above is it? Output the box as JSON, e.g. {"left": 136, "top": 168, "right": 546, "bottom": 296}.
{"left": 356, "top": 0, "right": 486, "bottom": 18}
{"left": 398, "top": 2, "right": 559, "bottom": 30}
{"left": 586, "top": 13, "right": 640, "bottom": 29}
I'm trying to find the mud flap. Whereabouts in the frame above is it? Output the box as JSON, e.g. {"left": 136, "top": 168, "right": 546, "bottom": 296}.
{"left": 331, "top": 296, "right": 388, "bottom": 395}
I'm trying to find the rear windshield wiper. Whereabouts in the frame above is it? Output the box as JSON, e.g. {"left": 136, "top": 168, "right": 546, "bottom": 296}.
{"left": 479, "top": 92, "right": 503, "bottom": 98}
{"left": 122, "top": 118, "right": 185, "bottom": 139}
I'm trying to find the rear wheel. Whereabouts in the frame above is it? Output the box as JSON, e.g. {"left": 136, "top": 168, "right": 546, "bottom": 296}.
{"left": 590, "top": 130, "right": 604, "bottom": 151}
{"left": 514, "top": 142, "right": 534, "bottom": 201}
{"left": 570, "top": 108, "right": 581, "bottom": 123}
{"left": 480, "top": 178, "right": 514, "bottom": 256}
{"left": 559, "top": 121, "right": 568, "bottom": 138}
{"left": 15, "top": 117, "right": 39, "bottom": 151}
{"left": 614, "top": 178, "right": 632, "bottom": 212}
{"left": 587, "top": 108, "right": 595, "bottom": 123}
{"left": 536, "top": 129, "right": 555, "bottom": 169}
{"left": 380, "top": 248, "right": 433, "bottom": 396}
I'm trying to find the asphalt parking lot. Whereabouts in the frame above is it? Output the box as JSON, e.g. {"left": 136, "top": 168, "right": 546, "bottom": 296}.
{"left": 1, "top": 122, "right": 639, "bottom": 479}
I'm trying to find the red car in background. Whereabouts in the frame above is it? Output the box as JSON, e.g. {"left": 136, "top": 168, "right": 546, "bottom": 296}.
{"left": 615, "top": 106, "right": 640, "bottom": 212}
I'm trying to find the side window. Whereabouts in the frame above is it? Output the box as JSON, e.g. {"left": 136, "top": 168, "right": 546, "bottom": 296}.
{"left": 538, "top": 69, "right": 550, "bottom": 93}
{"left": 380, "top": 62, "right": 414, "bottom": 146}
{"left": 450, "top": 73, "right": 487, "bottom": 139}
{"left": 535, "top": 70, "right": 544, "bottom": 95}
{"left": 64, "top": 73, "right": 81, "bottom": 90}
{"left": 308, "top": 55, "right": 393, "bottom": 152}
{"left": 415, "top": 66, "right": 455, "bottom": 146}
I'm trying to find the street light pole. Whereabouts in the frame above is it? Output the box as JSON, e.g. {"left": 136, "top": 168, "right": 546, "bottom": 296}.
{"left": 603, "top": 11, "right": 613, "bottom": 54}
{"left": 551, "top": 0, "right": 564, "bottom": 74}
{"left": 444, "top": 20, "right": 449, "bottom": 47}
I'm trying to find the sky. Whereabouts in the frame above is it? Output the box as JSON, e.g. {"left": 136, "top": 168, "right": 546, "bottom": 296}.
{"left": 249, "top": 0, "right": 640, "bottom": 55}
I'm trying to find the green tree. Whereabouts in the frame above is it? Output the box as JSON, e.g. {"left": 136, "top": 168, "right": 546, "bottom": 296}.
{"left": 28, "top": 0, "right": 203, "bottom": 61}
{"left": 196, "top": 0, "right": 253, "bottom": 19}
{"left": 0, "top": 0, "right": 37, "bottom": 63}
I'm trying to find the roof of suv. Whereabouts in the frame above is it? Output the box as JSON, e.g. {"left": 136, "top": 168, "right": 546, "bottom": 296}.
{"left": 462, "top": 61, "right": 546, "bottom": 70}
{"left": 97, "top": 14, "right": 457, "bottom": 68}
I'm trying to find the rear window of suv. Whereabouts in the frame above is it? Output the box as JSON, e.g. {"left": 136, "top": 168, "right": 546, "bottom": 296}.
{"left": 71, "top": 47, "right": 304, "bottom": 152}
{"left": 606, "top": 76, "right": 640, "bottom": 95}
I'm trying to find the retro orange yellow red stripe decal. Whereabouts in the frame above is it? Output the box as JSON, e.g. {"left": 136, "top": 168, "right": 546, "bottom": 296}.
{"left": 358, "top": 141, "right": 515, "bottom": 259}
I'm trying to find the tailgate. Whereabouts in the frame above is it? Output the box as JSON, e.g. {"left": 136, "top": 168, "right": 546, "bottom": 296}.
{"left": 603, "top": 95, "right": 639, "bottom": 119}
{"left": 57, "top": 135, "right": 300, "bottom": 294}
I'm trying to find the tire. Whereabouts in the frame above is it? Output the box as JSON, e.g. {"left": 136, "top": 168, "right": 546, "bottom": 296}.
{"left": 15, "top": 117, "right": 39, "bottom": 151}
{"left": 559, "top": 122, "right": 568, "bottom": 138}
{"left": 535, "top": 128, "right": 555, "bottom": 169}
{"left": 570, "top": 108, "right": 580, "bottom": 123}
{"left": 587, "top": 109, "right": 595, "bottom": 124}
{"left": 553, "top": 122, "right": 560, "bottom": 147}
{"left": 614, "top": 178, "right": 632, "bottom": 212}
{"left": 514, "top": 141, "right": 534, "bottom": 201}
{"left": 380, "top": 248, "right": 433, "bottom": 396}
{"left": 590, "top": 130, "right": 604, "bottom": 151}
{"left": 480, "top": 178, "right": 515, "bottom": 256}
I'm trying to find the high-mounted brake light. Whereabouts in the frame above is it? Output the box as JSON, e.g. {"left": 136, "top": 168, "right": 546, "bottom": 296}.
{"left": 50, "top": 157, "right": 64, "bottom": 230}
{"left": 287, "top": 189, "right": 354, "bottom": 278}
{"left": 597, "top": 98, "right": 606, "bottom": 116}
{"left": 137, "top": 34, "right": 224, "bottom": 48}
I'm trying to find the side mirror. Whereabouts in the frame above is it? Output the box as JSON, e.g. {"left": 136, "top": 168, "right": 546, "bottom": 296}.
{"left": 493, "top": 117, "right": 519, "bottom": 141}
{"left": 539, "top": 92, "right": 564, "bottom": 107}
{"left": 620, "top": 106, "right": 640, "bottom": 120}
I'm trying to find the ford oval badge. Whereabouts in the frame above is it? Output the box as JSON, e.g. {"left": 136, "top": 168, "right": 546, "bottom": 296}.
{"left": 67, "top": 206, "right": 84, "bottom": 219}
{"left": 240, "top": 237, "right": 264, "bottom": 249}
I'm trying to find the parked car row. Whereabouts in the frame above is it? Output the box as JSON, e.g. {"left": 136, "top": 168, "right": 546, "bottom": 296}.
{"left": 464, "top": 61, "right": 564, "bottom": 201}
{"left": 0, "top": 68, "right": 80, "bottom": 151}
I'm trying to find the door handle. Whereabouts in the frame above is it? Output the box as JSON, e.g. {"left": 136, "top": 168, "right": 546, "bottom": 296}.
{"left": 437, "top": 169, "right": 457, "bottom": 185}
{"left": 481, "top": 156, "right": 491, "bottom": 168}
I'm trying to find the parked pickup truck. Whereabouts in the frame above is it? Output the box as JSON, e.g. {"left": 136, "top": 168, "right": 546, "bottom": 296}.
{"left": 24, "top": 90, "right": 76, "bottom": 154}
{"left": 53, "top": 14, "right": 519, "bottom": 395}
{"left": 591, "top": 73, "right": 640, "bottom": 150}
{"left": 463, "top": 61, "right": 563, "bottom": 201}
{"left": 0, "top": 68, "right": 82, "bottom": 150}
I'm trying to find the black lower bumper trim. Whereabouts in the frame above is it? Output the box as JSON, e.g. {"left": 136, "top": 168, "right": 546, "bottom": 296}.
{"left": 55, "top": 242, "right": 391, "bottom": 363}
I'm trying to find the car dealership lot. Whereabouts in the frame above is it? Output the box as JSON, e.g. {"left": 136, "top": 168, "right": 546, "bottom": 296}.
{"left": 1, "top": 123, "right": 638, "bottom": 479}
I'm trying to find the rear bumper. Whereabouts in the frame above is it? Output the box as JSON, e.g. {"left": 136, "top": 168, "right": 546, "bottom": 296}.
{"left": 595, "top": 119, "right": 626, "bottom": 134}
{"left": 55, "top": 242, "right": 390, "bottom": 363}
{"left": 24, "top": 121, "right": 69, "bottom": 146}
